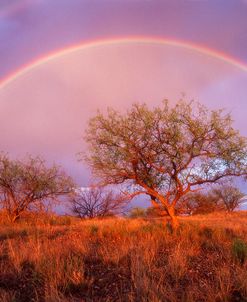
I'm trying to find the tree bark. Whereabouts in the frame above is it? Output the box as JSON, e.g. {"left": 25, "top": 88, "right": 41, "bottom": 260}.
{"left": 8, "top": 211, "right": 20, "bottom": 223}
{"left": 149, "top": 194, "right": 179, "bottom": 231}
{"left": 167, "top": 206, "right": 179, "bottom": 230}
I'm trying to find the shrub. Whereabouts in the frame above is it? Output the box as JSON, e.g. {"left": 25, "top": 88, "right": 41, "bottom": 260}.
{"left": 90, "top": 225, "right": 99, "bottom": 235}
{"left": 232, "top": 238, "right": 247, "bottom": 265}
{"left": 129, "top": 207, "right": 146, "bottom": 218}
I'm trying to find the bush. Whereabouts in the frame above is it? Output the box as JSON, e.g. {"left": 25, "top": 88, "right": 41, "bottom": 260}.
{"left": 129, "top": 207, "right": 146, "bottom": 218}
{"left": 90, "top": 225, "right": 99, "bottom": 235}
{"left": 232, "top": 238, "right": 247, "bottom": 265}
{"left": 49, "top": 216, "right": 72, "bottom": 226}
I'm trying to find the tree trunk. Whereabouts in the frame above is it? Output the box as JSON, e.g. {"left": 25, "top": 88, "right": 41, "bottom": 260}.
{"left": 8, "top": 211, "right": 20, "bottom": 223}
{"left": 149, "top": 194, "right": 179, "bottom": 231}
{"left": 167, "top": 206, "right": 179, "bottom": 231}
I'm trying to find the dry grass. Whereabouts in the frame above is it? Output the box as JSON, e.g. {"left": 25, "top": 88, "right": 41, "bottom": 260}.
{"left": 0, "top": 213, "right": 246, "bottom": 301}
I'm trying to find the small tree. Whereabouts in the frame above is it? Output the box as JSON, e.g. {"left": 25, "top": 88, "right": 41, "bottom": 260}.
{"left": 212, "top": 183, "right": 245, "bottom": 212}
{"left": 177, "top": 190, "right": 224, "bottom": 215}
{"left": 0, "top": 154, "right": 74, "bottom": 222}
{"left": 70, "top": 186, "right": 127, "bottom": 219}
{"left": 84, "top": 100, "right": 247, "bottom": 229}
{"left": 129, "top": 207, "right": 146, "bottom": 218}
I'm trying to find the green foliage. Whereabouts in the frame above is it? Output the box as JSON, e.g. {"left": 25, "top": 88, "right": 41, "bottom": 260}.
{"left": 232, "top": 238, "right": 247, "bottom": 265}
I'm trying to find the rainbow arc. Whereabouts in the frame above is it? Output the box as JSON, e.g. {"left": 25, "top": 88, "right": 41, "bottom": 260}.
{"left": 1, "top": 37, "right": 247, "bottom": 89}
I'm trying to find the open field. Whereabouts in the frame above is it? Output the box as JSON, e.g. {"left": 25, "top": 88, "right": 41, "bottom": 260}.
{"left": 0, "top": 212, "right": 246, "bottom": 302}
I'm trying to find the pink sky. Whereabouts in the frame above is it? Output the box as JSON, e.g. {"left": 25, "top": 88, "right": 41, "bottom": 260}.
{"left": 1, "top": 41, "right": 247, "bottom": 185}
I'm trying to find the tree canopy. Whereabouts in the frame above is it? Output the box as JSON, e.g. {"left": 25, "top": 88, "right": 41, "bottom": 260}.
{"left": 212, "top": 183, "right": 245, "bottom": 212}
{"left": 84, "top": 100, "right": 247, "bottom": 228}
{"left": 0, "top": 154, "right": 74, "bottom": 222}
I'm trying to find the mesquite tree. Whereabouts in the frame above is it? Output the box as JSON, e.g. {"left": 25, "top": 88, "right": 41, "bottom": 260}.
{"left": 0, "top": 154, "right": 74, "bottom": 222}
{"left": 212, "top": 184, "right": 245, "bottom": 212}
{"left": 84, "top": 100, "right": 247, "bottom": 229}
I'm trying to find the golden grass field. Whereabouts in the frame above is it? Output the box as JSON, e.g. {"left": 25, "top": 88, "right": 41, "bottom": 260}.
{"left": 0, "top": 212, "right": 246, "bottom": 302}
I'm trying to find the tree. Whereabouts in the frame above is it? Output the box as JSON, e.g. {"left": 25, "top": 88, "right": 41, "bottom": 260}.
{"left": 177, "top": 190, "right": 224, "bottom": 215}
{"left": 84, "top": 100, "right": 247, "bottom": 229}
{"left": 70, "top": 186, "right": 127, "bottom": 218}
{"left": 212, "top": 183, "right": 245, "bottom": 212}
{"left": 0, "top": 154, "right": 74, "bottom": 222}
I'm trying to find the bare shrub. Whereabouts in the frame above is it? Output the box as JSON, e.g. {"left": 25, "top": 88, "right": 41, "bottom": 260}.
{"left": 70, "top": 186, "right": 128, "bottom": 218}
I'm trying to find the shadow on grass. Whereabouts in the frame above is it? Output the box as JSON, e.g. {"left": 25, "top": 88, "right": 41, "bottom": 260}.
{"left": 61, "top": 242, "right": 132, "bottom": 301}
{"left": 0, "top": 229, "right": 29, "bottom": 241}
{"left": 0, "top": 260, "right": 45, "bottom": 302}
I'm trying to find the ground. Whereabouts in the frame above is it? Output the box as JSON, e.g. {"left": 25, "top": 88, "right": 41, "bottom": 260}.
{"left": 0, "top": 212, "right": 246, "bottom": 302}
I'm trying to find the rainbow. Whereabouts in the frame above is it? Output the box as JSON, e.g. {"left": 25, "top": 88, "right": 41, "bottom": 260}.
{"left": 1, "top": 36, "right": 247, "bottom": 90}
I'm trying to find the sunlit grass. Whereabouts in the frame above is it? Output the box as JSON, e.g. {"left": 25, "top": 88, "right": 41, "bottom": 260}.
{"left": 0, "top": 212, "right": 246, "bottom": 301}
